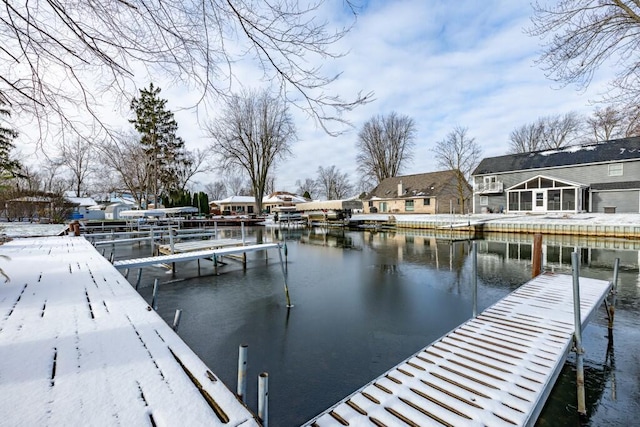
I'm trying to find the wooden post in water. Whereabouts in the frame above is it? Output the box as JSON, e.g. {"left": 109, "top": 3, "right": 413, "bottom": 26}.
{"left": 151, "top": 278, "right": 159, "bottom": 311}
{"left": 609, "top": 258, "right": 619, "bottom": 331}
{"left": 237, "top": 344, "right": 248, "bottom": 402}
{"left": 571, "top": 251, "right": 587, "bottom": 417}
{"left": 172, "top": 309, "right": 182, "bottom": 331}
{"left": 258, "top": 372, "right": 269, "bottom": 427}
{"left": 532, "top": 233, "right": 543, "bottom": 278}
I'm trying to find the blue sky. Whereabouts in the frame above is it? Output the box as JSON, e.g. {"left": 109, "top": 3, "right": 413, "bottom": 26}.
{"left": 16, "top": 1, "right": 616, "bottom": 196}
{"left": 247, "top": 0, "right": 613, "bottom": 194}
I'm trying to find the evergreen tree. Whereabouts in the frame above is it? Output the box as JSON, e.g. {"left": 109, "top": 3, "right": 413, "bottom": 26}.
{"left": 130, "top": 83, "right": 190, "bottom": 207}
{"left": 0, "top": 94, "right": 21, "bottom": 177}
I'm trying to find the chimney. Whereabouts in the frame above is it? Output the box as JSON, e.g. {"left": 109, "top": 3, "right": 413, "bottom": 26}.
{"left": 397, "top": 180, "right": 403, "bottom": 197}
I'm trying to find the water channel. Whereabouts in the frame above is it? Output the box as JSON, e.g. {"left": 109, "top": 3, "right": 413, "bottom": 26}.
{"left": 118, "top": 227, "right": 640, "bottom": 426}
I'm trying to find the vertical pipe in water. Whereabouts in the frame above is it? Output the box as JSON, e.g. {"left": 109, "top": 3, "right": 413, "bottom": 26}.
{"left": 609, "top": 258, "right": 619, "bottom": 330}
{"left": 571, "top": 251, "right": 586, "bottom": 416}
{"left": 276, "top": 245, "right": 292, "bottom": 307}
{"left": 472, "top": 241, "right": 477, "bottom": 318}
{"left": 172, "top": 309, "right": 182, "bottom": 331}
{"left": 135, "top": 268, "right": 143, "bottom": 290}
{"left": 151, "top": 278, "right": 159, "bottom": 311}
{"left": 258, "top": 372, "right": 269, "bottom": 427}
{"left": 237, "top": 344, "right": 248, "bottom": 402}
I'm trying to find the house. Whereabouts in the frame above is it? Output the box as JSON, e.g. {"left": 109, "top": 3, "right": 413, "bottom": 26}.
{"left": 65, "top": 194, "right": 102, "bottom": 220}
{"left": 262, "top": 191, "right": 308, "bottom": 213}
{"left": 471, "top": 137, "right": 640, "bottom": 214}
{"left": 212, "top": 196, "right": 257, "bottom": 215}
{"left": 363, "top": 170, "right": 471, "bottom": 214}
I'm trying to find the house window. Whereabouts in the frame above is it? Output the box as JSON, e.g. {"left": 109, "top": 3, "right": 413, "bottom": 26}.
{"left": 608, "top": 163, "right": 623, "bottom": 176}
{"left": 405, "top": 200, "right": 414, "bottom": 212}
{"left": 380, "top": 202, "right": 388, "bottom": 213}
{"left": 480, "top": 196, "right": 488, "bottom": 206}
{"left": 423, "top": 198, "right": 430, "bottom": 206}
{"left": 368, "top": 201, "right": 373, "bottom": 207}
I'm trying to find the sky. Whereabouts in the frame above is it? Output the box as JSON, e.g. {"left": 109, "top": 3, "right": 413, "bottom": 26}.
{"left": 13, "top": 0, "right": 616, "bottom": 197}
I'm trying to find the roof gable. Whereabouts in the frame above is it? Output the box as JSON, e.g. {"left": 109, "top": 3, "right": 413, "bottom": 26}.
{"left": 473, "top": 137, "right": 640, "bottom": 175}
{"left": 369, "top": 170, "right": 463, "bottom": 199}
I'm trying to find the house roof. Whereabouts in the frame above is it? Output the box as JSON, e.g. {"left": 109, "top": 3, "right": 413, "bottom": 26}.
{"left": 263, "top": 192, "right": 307, "bottom": 204}
{"left": 213, "top": 196, "right": 256, "bottom": 204}
{"left": 591, "top": 181, "right": 640, "bottom": 190}
{"left": 368, "top": 170, "right": 463, "bottom": 199}
{"left": 473, "top": 137, "right": 640, "bottom": 175}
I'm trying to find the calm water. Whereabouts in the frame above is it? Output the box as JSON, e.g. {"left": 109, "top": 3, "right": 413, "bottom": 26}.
{"left": 115, "top": 227, "right": 640, "bottom": 426}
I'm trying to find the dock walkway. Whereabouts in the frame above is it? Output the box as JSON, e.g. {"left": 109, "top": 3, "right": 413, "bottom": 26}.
{"left": 113, "top": 243, "right": 279, "bottom": 270}
{"left": 305, "top": 272, "right": 612, "bottom": 426}
{"left": 0, "top": 236, "right": 259, "bottom": 426}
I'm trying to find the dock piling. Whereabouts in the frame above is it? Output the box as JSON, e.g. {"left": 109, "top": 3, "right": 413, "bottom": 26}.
{"left": 532, "top": 233, "right": 543, "bottom": 277}
{"left": 237, "top": 344, "right": 248, "bottom": 402}
{"left": 609, "top": 258, "right": 620, "bottom": 330}
{"left": 135, "top": 269, "right": 143, "bottom": 290}
{"left": 571, "top": 251, "right": 587, "bottom": 417}
{"left": 276, "top": 244, "right": 293, "bottom": 307}
{"left": 258, "top": 372, "right": 269, "bottom": 427}
{"left": 471, "top": 241, "right": 477, "bottom": 317}
{"left": 241, "top": 221, "right": 246, "bottom": 245}
{"left": 123, "top": 268, "right": 129, "bottom": 279}
{"left": 172, "top": 309, "right": 182, "bottom": 331}
{"left": 151, "top": 278, "right": 159, "bottom": 310}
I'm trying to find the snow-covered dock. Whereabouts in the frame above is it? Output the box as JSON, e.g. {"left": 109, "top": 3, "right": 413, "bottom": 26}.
{"left": 305, "top": 272, "right": 612, "bottom": 426}
{"left": 113, "top": 243, "right": 279, "bottom": 270}
{"left": 0, "top": 236, "right": 259, "bottom": 426}
{"left": 157, "top": 238, "right": 252, "bottom": 255}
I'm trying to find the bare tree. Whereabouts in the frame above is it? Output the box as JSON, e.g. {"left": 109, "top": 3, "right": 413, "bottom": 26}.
{"left": 204, "top": 181, "right": 227, "bottom": 201}
{"left": 586, "top": 106, "right": 628, "bottom": 142}
{"left": 508, "top": 121, "right": 545, "bottom": 154}
{"left": 96, "top": 132, "right": 151, "bottom": 208}
{"left": 39, "top": 157, "right": 68, "bottom": 195}
{"left": 508, "top": 112, "right": 582, "bottom": 153}
{"left": 295, "top": 178, "right": 318, "bottom": 199}
{"left": 174, "top": 148, "right": 214, "bottom": 192}
{"left": 58, "top": 138, "right": 94, "bottom": 196}
{"left": 356, "top": 112, "right": 416, "bottom": 184}
{"left": 540, "top": 112, "right": 583, "bottom": 149}
{"left": 224, "top": 172, "right": 250, "bottom": 197}
{"left": 316, "top": 165, "right": 353, "bottom": 200}
{"left": 2, "top": 1, "right": 371, "bottom": 141}
{"left": 433, "top": 126, "right": 481, "bottom": 213}
{"left": 208, "top": 89, "right": 295, "bottom": 213}
{"left": 529, "top": 1, "right": 640, "bottom": 106}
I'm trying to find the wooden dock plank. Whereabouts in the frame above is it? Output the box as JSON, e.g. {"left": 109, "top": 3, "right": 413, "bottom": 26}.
{"left": 0, "top": 236, "right": 259, "bottom": 426}
{"left": 305, "top": 272, "right": 611, "bottom": 427}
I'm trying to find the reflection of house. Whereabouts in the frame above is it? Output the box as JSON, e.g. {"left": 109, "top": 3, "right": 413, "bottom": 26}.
{"left": 472, "top": 137, "right": 640, "bottom": 214}
{"left": 363, "top": 171, "right": 471, "bottom": 214}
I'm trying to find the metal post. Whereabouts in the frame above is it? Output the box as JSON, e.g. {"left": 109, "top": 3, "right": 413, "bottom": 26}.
{"left": 213, "top": 254, "right": 218, "bottom": 275}
{"left": 237, "top": 344, "right": 248, "bottom": 402}
{"left": 276, "top": 244, "right": 292, "bottom": 307}
{"left": 123, "top": 268, "right": 129, "bottom": 279}
{"left": 609, "top": 258, "right": 619, "bottom": 330}
{"left": 169, "top": 226, "right": 175, "bottom": 254}
{"left": 151, "top": 278, "right": 159, "bottom": 311}
{"left": 571, "top": 251, "right": 587, "bottom": 417}
{"left": 172, "top": 309, "right": 182, "bottom": 331}
{"left": 258, "top": 372, "right": 269, "bottom": 427}
{"left": 135, "top": 269, "right": 143, "bottom": 290}
{"left": 109, "top": 252, "right": 115, "bottom": 264}
{"left": 149, "top": 227, "right": 154, "bottom": 256}
{"left": 472, "top": 241, "right": 478, "bottom": 318}
{"left": 241, "top": 221, "right": 246, "bottom": 245}
{"left": 214, "top": 221, "right": 218, "bottom": 239}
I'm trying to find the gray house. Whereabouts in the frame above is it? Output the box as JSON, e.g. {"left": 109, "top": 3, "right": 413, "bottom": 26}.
{"left": 472, "top": 137, "right": 640, "bottom": 214}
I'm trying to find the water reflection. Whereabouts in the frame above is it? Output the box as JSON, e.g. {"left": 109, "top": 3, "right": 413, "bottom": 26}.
{"left": 125, "top": 227, "right": 640, "bottom": 426}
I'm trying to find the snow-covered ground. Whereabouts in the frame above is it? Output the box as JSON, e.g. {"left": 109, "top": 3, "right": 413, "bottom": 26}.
{"left": 0, "top": 222, "right": 67, "bottom": 237}
{"left": 352, "top": 212, "right": 640, "bottom": 226}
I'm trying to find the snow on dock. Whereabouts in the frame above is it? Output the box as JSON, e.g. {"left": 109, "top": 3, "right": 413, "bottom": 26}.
{"left": 305, "top": 272, "right": 612, "bottom": 426}
{"left": 113, "top": 243, "right": 279, "bottom": 270}
{"left": 0, "top": 236, "right": 259, "bottom": 426}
